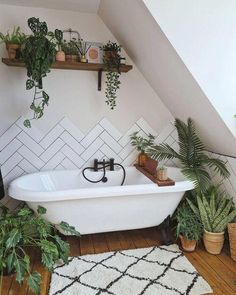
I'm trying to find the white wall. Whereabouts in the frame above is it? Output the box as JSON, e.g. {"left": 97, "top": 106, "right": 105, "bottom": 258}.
{"left": 144, "top": 0, "right": 236, "bottom": 137}
{"left": 0, "top": 4, "right": 172, "bottom": 135}
{"left": 99, "top": 0, "right": 236, "bottom": 156}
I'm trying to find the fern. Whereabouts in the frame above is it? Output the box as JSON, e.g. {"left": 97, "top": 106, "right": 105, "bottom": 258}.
{"left": 147, "top": 118, "right": 229, "bottom": 192}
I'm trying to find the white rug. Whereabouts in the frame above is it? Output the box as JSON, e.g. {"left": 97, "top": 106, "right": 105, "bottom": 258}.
{"left": 49, "top": 244, "right": 213, "bottom": 295}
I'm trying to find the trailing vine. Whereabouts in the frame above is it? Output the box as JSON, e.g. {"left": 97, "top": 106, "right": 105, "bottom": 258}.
{"left": 22, "top": 18, "right": 60, "bottom": 128}
{"left": 102, "top": 41, "right": 122, "bottom": 110}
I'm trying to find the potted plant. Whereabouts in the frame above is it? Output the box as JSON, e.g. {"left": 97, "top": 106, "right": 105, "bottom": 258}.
{"left": 0, "top": 205, "right": 80, "bottom": 295}
{"left": 102, "top": 41, "right": 122, "bottom": 109}
{"left": 147, "top": 118, "right": 230, "bottom": 192}
{"left": 61, "top": 39, "right": 79, "bottom": 62}
{"left": 74, "top": 39, "right": 91, "bottom": 63}
{"left": 187, "top": 186, "right": 236, "bottom": 254}
{"left": 22, "top": 17, "right": 59, "bottom": 128}
{"left": 130, "top": 131, "right": 155, "bottom": 167}
{"left": 228, "top": 218, "right": 236, "bottom": 261}
{"left": 175, "top": 203, "right": 203, "bottom": 252}
{"left": 157, "top": 166, "right": 168, "bottom": 181}
{"left": 0, "top": 26, "right": 26, "bottom": 59}
{"left": 55, "top": 29, "right": 65, "bottom": 61}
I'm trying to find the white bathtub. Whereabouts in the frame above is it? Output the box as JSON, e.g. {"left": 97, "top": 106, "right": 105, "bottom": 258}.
{"left": 8, "top": 166, "right": 193, "bottom": 235}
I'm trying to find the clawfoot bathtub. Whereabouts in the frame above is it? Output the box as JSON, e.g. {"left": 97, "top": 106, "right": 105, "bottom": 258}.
{"left": 8, "top": 166, "right": 193, "bottom": 234}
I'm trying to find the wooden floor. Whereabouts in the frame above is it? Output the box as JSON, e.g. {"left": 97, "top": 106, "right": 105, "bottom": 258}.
{"left": 2, "top": 227, "right": 236, "bottom": 295}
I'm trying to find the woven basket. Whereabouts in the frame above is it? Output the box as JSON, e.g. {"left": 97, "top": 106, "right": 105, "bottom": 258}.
{"left": 228, "top": 223, "right": 236, "bottom": 262}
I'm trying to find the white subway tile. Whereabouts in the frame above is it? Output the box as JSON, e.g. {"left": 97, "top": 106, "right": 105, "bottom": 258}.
{"left": 60, "top": 117, "right": 84, "bottom": 141}
{"left": 100, "top": 131, "right": 122, "bottom": 153}
{"left": 18, "top": 159, "right": 38, "bottom": 174}
{"left": 61, "top": 145, "right": 84, "bottom": 167}
{"left": 81, "top": 137, "right": 104, "bottom": 161}
{"left": 15, "top": 116, "right": 44, "bottom": 142}
{"left": 80, "top": 125, "right": 103, "bottom": 148}
{"left": 40, "top": 138, "right": 65, "bottom": 162}
{"left": 99, "top": 118, "right": 122, "bottom": 140}
{"left": 60, "top": 131, "right": 85, "bottom": 154}
{"left": 136, "top": 118, "right": 158, "bottom": 136}
{"left": 61, "top": 158, "right": 78, "bottom": 169}
{"left": 0, "top": 138, "right": 22, "bottom": 165}
{"left": 17, "top": 131, "right": 44, "bottom": 156}
{"left": 18, "top": 146, "right": 44, "bottom": 169}
{"left": 3, "top": 166, "right": 24, "bottom": 185}
{"left": 41, "top": 152, "right": 65, "bottom": 171}
{"left": 1, "top": 153, "right": 23, "bottom": 177}
{"left": 40, "top": 125, "right": 64, "bottom": 149}
{"left": 118, "top": 124, "right": 140, "bottom": 147}
{"left": 100, "top": 144, "right": 122, "bottom": 163}
{"left": 0, "top": 124, "right": 21, "bottom": 151}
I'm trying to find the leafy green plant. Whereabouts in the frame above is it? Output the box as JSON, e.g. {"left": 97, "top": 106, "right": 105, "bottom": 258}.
{"left": 187, "top": 186, "right": 236, "bottom": 233}
{"left": 54, "top": 29, "right": 63, "bottom": 51}
{"left": 61, "top": 38, "right": 79, "bottom": 55}
{"left": 0, "top": 26, "right": 26, "bottom": 44}
{"left": 0, "top": 205, "right": 79, "bottom": 295}
{"left": 147, "top": 118, "right": 230, "bottom": 192}
{"left": 74, "top": 39, "right": 91, "bottom": 56}
{"left": 22, "top": 17, "right": 60, "bottom": 128}
{"left": 102, "top": 41, "right": 122, "bottom": 110}
{"left": 130, "top": 131, "right": 155, "bottom": 152}
{"left": 175, "top": 203, "right": 203, "bottom": 241}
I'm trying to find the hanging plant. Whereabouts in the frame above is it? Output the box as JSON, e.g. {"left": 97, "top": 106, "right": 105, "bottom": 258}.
{"left": 102, "top": 41, "right": 123, "bottom": 110}
{"left": 22, "top": 17, "right": 60, "bottom": 128}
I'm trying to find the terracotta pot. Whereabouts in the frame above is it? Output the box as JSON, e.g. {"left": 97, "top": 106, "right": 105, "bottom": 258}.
{"left": 203, "top": 230, "right": 225, "bottom": 254}
{"left": 179, "top": 235, "right": 197, "bottom": 252}
{"left": 6, "top": 43, "right": 21, "bottom": 59}
{"left": 65, "top": 54, "right": 78, "bottom": 62}
{"left": 228, "top": 223, "right": 236, "bottom": 262}
{"left": 157, "top": 168, "right": 168, "bottom": 181}
{"left": 137, "top": 151, "right": 148, "bottom": 167}
{"left": 56, "top": 51, "right": 65, "bottom": 62}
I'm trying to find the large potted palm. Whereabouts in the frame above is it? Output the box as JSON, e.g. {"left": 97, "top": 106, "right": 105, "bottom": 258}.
{"left": 147, "top": 118, "right": 229, "bottom": 192}
{"left": 187, "top": 186, "right": 236, "bottom": 254}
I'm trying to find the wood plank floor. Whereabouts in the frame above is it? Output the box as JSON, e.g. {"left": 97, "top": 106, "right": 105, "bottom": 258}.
{"left": 2, "top": 227, "right": 236, "bottom": 295}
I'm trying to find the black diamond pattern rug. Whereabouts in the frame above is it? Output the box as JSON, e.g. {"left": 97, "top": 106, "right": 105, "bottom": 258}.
{"left": 49, "top": 244, "right": 213, "bottom": 295}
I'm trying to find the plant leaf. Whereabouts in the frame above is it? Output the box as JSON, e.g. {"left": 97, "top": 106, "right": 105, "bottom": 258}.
{"left": 6, "top": 228, "right": 22, "bottom": 249}
{"left": 27, "top": 272, "right": 41, "bottom": 295}
{"left": 59, "top": 221, "right": 80, "bottom": 236}
{"left": 37, "top": 206, "right": 47, "bottom": 215}
{"left": 26, "top": 79, "right": 35, "bottom": 90}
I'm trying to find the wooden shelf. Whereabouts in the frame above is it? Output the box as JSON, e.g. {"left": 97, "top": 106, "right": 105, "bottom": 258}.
{"left": 2, "top": 58, "right": 132, "bottom": 91}
{"left": 2, "top": 58, "right": 132, "bottom": 72}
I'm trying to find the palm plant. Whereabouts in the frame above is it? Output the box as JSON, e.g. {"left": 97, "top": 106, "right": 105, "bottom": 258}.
{"left": 147, "top": 118, "right": 229, "bottom": 192}
{"left": 187, "top": 186, "right": 236, "bottom": 233}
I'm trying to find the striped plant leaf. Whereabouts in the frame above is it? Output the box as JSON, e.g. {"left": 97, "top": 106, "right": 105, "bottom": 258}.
{"left": 214, "top": 209, "right": 236, "bottom": 232}
{"left": 197, "top": 195, "right": 212, "bottom": 232}
{"left": 212, "top": 199, "right": 233, "bottom": 230}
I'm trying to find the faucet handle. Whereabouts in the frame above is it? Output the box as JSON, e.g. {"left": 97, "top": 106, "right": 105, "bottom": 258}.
{"left": 94, "top": 159, "right": 98, "bottom": 171}
{"left": 110, "top": 158, "right": 114, "bottom": 171}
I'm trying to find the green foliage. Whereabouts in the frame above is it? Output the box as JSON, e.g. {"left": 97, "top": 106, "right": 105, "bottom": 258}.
{"left": 22, "top": 17, "right": 58, "bottom": 128}
{"left": 102, "top": 41, "right": 123, "bottom": 110}
{"left": 73, "top": 39, "right": 91, "bottom": 56}
{"left": 147, "top": 118, "right": 230, "bottom": 192}
{"left": 54, "top": 29, "right": 63, "bottom": 50}
{"left": 187, "top": 186, "right": 236, "bottom": 233}
{"left": 0, "top": 26, "right": 26, "bottom": 44}
{"left": 61, "top": 38, "right": 79, "bottom": 55}
{"left": 0, "top": 205, "right": 80, "bottom": 294}
{"left": 175, "top": 203, "right": 203, "bottom": 241}
{"left": 130, "top": 131, "right": 155, "bottom": 152}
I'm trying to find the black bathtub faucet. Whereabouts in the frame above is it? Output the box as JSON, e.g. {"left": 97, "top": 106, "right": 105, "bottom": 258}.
{"left": 94, "top": 158, "right": 114, "bottom": 171}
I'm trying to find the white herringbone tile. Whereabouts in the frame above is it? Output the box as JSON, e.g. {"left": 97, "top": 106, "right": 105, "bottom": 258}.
{"left": 60, "top": 117, "right": 84, "bottom": 142}
{"left": 99, "top": 118, "right": 122, "bottom": 141}
{"left": 0, "top": 139, "right": 22, "bottom": 166}
{"left": 0, "top": 124, "right": 21, "bottom": 151}
{"left": 40, "top": 125, "right": 64, "bottom": 149}
{"left": 80, "top": 124, "right": 103, "bottom": 148}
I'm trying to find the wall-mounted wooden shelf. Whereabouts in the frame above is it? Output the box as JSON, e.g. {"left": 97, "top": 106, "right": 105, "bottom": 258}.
{"left": 2, "top": 58, "right": 133, "bottom": 90}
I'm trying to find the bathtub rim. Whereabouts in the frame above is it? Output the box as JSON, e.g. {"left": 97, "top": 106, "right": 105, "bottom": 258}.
{"left": 8, "top": 166, "right": 194, "bottom": 202}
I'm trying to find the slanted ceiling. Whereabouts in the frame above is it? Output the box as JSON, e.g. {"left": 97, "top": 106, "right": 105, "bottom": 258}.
{"left": 98, "top": 0, "right": 236, "bottom": 156}
{"left": 0, "top": 0, "right": 101, "bottom": 13}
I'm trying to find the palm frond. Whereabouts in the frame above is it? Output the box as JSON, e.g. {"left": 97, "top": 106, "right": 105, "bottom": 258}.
{"left": 147, "top": 143, "right": 180, "bottom": 161}
{"left": 181, "top": 167, "right": 210, "bottom": 192}
{"left": 201, "top": 155, "right": 230, "bottom": 179}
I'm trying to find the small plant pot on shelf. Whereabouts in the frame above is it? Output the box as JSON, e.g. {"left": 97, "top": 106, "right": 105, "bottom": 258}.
{"left": 104, "top": 50, "right": 119, "bottom": 63}
{"left": 179, "top": 235, "right": 197, "bottom": 252}
{"left": 203, "top": 230, "right": 225, "bottom": 255}
{"left": 56, "top": 51, "right": 65, "bottom": 62}
{"left": 157, "top": 167, "right": 168, "bottom": 181}
{"left": 80, "top": 54, "right": 88, "bottom": 63}
{"left": 6, "top": 43, "right": 21, "bottom": 59}
{"left": 228, "top": 223, "right": 236, "bottom": 261}
{"left": 137, "top": 151, "right": 148, "bottom": 167}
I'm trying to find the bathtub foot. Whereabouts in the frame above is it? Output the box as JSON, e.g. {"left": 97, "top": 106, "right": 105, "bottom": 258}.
{"left": 159, "top": 215, "right": 174, "bottom": 246}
